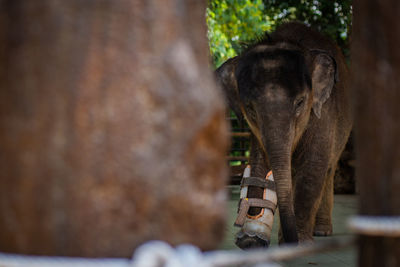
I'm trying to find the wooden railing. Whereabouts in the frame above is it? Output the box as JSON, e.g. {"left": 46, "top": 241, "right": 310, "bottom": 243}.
{"left": 227, "top": 114, "right": 250, "bottom": 185}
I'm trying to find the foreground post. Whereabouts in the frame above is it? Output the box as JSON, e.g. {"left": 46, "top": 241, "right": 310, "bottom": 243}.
{"left": 352, "top": 1, "right": 400, "bottom": 266}
{"left": 0, "top": 0, "right": 229, "bottom": 257}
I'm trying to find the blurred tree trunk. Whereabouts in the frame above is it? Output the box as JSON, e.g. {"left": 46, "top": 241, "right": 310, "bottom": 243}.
{"left": 352, "top": 0, "right": 400, "bottom": 266}
{"left": 0, "top": 0, "right": 229, "bottom": 257}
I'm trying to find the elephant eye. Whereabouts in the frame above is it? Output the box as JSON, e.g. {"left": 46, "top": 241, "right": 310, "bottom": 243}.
{"left": 294, "top": 96, "right": 305, "bottom": 115}
{"left": 245, "top": 103, "right": 257, "bottom": 121}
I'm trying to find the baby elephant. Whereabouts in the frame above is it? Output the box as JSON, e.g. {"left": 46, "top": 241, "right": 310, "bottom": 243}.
{"left": 216, "top": 22, "right": 353, "bottom": 247}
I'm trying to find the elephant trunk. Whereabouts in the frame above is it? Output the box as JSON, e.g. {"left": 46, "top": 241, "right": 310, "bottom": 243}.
{"left": 262, "top": 124, "right": 299, "bottom": 244}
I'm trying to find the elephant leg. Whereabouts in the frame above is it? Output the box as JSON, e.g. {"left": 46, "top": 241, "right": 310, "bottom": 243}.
{"left": 248, "top": 133, "right": 269, "bottom": 215}
{"left": 293, "top": 164, "right": 328, "bottom": 242}
{"left": 313, "top": 166, "right": 335, "bottom": 236}
{"left": 235, "top": 133, "right": 271, "bottom": 249}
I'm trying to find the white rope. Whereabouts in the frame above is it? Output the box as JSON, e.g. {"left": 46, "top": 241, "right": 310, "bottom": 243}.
{"left": 130, "top": 241, "right": 212, "bottom": 267}
{"left": 348, "top": 215, "right": 400, "bottom": 237}
{"left": 0, "top": 238, "right": 354, "bottom": 267}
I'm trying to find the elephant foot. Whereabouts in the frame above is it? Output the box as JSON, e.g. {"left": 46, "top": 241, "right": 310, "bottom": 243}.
{"left": 313, "top": 224, "right": 332, "bottom": 236}
{"left": 278, "top": 230, "right": 314, "bottom": 245}
{"left": 298, "top": 231, "right": 314, "bottom": 244}
{"left": 235, "top": 230, "right": 270, "bottom": 249}
{"left": 313, "top": 229, "right": 332, "bottom": 236}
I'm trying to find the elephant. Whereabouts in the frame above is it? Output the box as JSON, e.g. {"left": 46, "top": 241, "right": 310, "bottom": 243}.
{"left": 216, "top": 22, "right": 353, "bottom": 247}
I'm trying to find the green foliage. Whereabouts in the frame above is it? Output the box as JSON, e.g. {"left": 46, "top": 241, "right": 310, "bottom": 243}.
{"left": 207, "top": 0, "right": 273, "bottom": 68}
{"left": 207, "top": 0, "right": 352, "bottom": 67}
{"left": 264, "top": 0, "right": 352, "bottom": 57}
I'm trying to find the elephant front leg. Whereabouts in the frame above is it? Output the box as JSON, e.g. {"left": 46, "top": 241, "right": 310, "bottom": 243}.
{"left": 313, "top": 166, "right": 335, "bottom": 236}
{"left": 294, "top": 163, "right": 329, "bottom": 242}
{"left": 248, "top": 133, "right": 269, "bottom": 214}
{"left": 235, "top": 133, "right": 276, "bottom": 249}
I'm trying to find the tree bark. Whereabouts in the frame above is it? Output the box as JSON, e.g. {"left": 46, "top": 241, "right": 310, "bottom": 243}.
{"left": 0, "top": 0, "right": 229, "bottom": 257}
{"left": 352, "top": 1, "right": 400, "bottom": 266}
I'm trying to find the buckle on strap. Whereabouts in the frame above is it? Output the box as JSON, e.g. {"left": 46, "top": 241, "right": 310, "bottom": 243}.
{"left": 240, "top": 176, "right": 276, "bottom": 191}
{"left": 234, "top": 198, "right": 277, "bottom": 227}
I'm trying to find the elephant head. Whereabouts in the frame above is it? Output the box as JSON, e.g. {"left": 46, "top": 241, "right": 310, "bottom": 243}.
{"left": 216, "top": 43, "right": 338, "bottom": 243}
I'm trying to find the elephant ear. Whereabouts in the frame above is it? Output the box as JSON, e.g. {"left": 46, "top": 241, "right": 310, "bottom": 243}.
{"left": 215, "top": 57, "right": 243, "bottom": 119}
{"left": 310, "top": 51, "right": 338, "bottom": 119}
